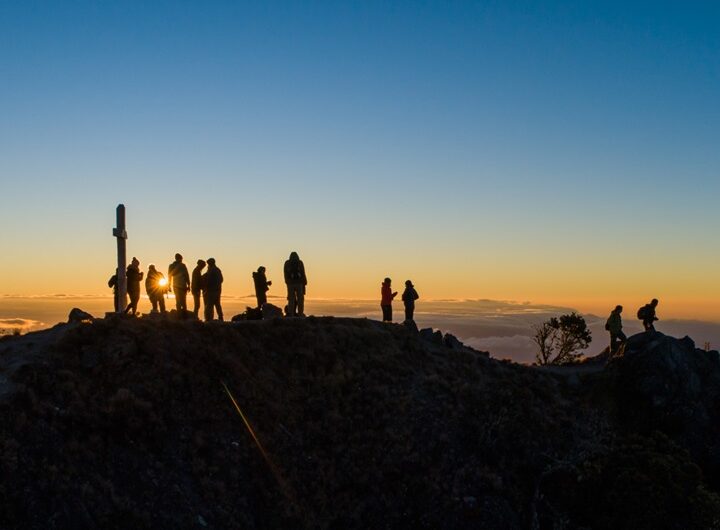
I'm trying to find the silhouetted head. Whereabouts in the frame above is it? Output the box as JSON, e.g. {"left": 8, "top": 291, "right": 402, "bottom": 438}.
{"left": 197, "top": 259, "right": 206, "bottom": 267}
{"left": 258, "top": 266, "right": 266, "bottom": 273}
{"left": 651, "top": 298, "right": 658, "bottom": 306}
{"left": 405, "top": 280, "right": 413, "bottom": 287}
{"left": 207, "top": 258, "right": 216, "bottom": 266}
{"left": 615, "top": 305, "right": 623, "bottom": 312}
{"left": 289, "top": 251, "right": 299, "bottom": 261}
{"left": 148, "top": 264, "right": 156, "bottom": 272}
{"left": 383, "top": 277, "right": 391, "bottom": 284}
{"left": 131, "top": 257, "right": 139, "bottom": 266}
{"left": 175, "top": 253, "right": 183, "bottom": 262}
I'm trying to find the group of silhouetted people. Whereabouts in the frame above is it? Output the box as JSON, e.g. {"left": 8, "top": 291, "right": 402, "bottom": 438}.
{"left": 110, "top": 251, "right": 312, "bottom": 321}
{"left": 109, "top": 254, "right": 224, "bottom": 321}
{"left": 606, "top": 298, "right": 659, "bottom": 353}
{"left": 380, "top": 278, "right": 419, "bottom": 323}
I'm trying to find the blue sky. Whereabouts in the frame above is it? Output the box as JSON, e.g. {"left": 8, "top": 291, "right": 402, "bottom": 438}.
{"left": 1, "top": 1, "right": 718, "bottom": 318}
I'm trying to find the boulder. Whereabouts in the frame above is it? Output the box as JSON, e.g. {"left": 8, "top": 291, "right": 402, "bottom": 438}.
{"left": 419, "top": 327, "right": 443, "bottom": 345}
{"left": 68, "top": 308, "right": 94, "bottom": 323}
{"left": 262, "top": 303, "right": 284, "bottom": 319}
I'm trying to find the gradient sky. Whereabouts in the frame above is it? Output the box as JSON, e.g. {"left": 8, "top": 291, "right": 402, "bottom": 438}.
{"left": 1, "top": 1, "right": 719, "bottom": 320}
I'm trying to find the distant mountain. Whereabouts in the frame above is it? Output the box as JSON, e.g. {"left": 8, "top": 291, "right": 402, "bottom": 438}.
{"left": 1, "top": 313, "right": 719, "bottom": 529}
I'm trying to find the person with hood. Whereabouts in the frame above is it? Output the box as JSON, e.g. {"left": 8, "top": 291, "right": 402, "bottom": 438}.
{"left": 380, "top": 277, "right": 397, "bottom": 322}
{"left": 145, "top": 264, "right": 167, "bottom": 314}
{"left": 108, "top": 269, "right": 119, "bottom": 312}
{"left": 168, "top": 253, "right": 191, "bottom": 317}
{"left": 638, "top": 298, "right": 659, "bottom": 332}
{"left": 124, "top": 257, "right": 143, "bottom": 315}
{"left": 606, "top": 305, "right": 627, "bottom": 353}
{"left": 202, "top": 257, "right": 224, "bottom": 321}
{"left": 253, "top": 266, "right": 272, "bottom": 309}
{"left": 191, "top": 259, "right": 206, "bottom": 318}
{"left": 401, "top": 280, "right": 419, "bottom": 322}
{"left": 283, "top": 251, "right": 307, "bottom": 317}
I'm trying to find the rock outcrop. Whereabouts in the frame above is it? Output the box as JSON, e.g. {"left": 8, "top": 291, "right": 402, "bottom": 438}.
{"left": 0, "top": 319, "right": 719, "bottom": 529}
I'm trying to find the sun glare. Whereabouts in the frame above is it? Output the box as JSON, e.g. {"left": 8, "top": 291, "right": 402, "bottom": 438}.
{"left": 159, "top": 278, "right": 168, "bottom": 287}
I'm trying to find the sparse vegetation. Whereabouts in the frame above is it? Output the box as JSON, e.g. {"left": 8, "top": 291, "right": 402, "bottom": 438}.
{"left": 532, "top": 312, "right": 592, "bottom": 365}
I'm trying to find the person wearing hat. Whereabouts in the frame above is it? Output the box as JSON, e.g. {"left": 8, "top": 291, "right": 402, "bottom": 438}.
{"left": 202, "top": 258, "right": 224, "bottom": 322}
{"left": 380, "top": 277, "right": 397, "bottom": 322}
{"left": 253, "top": 266, "right": 272, "bottom": 309}
{"left": 191, "top": 259, "right": 206, "bottom": 318}
{"left": 124, "top": 257, "right": 143, "bottom": 315}
{"left": 401, "top": 280, "right": 419, "bottom": 322}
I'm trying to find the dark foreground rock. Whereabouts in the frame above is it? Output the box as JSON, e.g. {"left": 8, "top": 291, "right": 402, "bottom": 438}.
{"left": 0, "top": 319, "right": 719, "bottom": 529}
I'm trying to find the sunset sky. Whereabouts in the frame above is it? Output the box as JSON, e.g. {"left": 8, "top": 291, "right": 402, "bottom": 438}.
{"left": 1, "top": 1, "right": 719, "bottom": 321}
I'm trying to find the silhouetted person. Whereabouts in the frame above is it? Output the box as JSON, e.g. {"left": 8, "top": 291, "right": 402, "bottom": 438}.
{"left": 253, "top": 266, "right": 272, "bottom": 308}
{"left": 606, "top": 305, "right": 627, "bottom": 353}
{"left": 191, "top": 259, "right": 206, "bottom": 318}
{"left": 124, "top": 257, "right": 143, "bottom": 315}
{"left": 108, "top": 269, "right": 119, "bottom": 312}
{"left": 202, "top": 258, "right": 224, "bottom": 321}
{"left": 638, "top": 298, "right": 659, "bottom": 332}
{"left": 284, "top": 251, "right": 307, "bottom": 317}
{"left": 145, "top": 264, "right": 167, "bottom": 314}
{"left": 380, "top": 277, "right": 398, "bottom": 322}
{"left": 168, "top": 253, "right": 190, "bottom": 317}
{"left": 402, "top": 280, "right": 419, "bottom": 322}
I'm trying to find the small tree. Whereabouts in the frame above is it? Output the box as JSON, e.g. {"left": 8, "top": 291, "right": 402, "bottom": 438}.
{"left": 533, "top": 312, "right": 592, "bottom": 365}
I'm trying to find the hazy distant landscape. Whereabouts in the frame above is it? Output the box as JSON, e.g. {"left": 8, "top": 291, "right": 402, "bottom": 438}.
{"left": 3, "top": 296, "right": 718, "bottom": 363}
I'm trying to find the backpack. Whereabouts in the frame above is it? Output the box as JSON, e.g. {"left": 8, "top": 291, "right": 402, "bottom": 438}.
{"left": 288, "top": 260, "right": 302, "bottom": 281}
{"left": 604, "top": 319, "right": 610, "bottom": 331}
{"left": 637, "top": 306, "right": 647, "bottom": 320}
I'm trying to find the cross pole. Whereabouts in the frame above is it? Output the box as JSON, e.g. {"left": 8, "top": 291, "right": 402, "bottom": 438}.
{"left": 113, "top": 204, "right": 128, "bottom": 312}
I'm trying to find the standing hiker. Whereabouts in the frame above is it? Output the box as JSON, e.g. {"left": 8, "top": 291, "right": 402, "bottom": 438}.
{"left": 380, "top": 277, "right": 397, "bottom": 322}
{"left": 253, "top": 266, "right": 272, "bottom": 309}
{"left": 191, "top": 259, "right": 206, "bottom": 318}
{"left": 202, "top": 258, "right": 224, "bottom": 322}
{"left": 108, "top": 269, "right": 119, "bottom": 312}
{"left": 124, "top": 257, "right": 143, "bottom": 315}
{"left": 284, "top": 252, "right": 307, "bottom": 317}
{"left": 606, "top": 305, "right": 627, "bottom": 353}
{"left": 168, "top": 253, "right": 191, "bottom": 317}
{"left": 401, "top": 280, "right": 419, "bottom": 322}
{"left": 145, "top": 264, "right": 167, "bottom": 314}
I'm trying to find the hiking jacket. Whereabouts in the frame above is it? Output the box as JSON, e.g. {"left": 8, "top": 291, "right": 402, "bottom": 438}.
{"left": 145, "top": 269, "right": 166, "bottom": 297}
{"left": 191, "top": 266, "right": 204, "bottom": 294}
{"left": 168, "top": 261, "right": 190, "bottom": 292}
{"left": 607, "top": 310, "right": 622, "bottom": 334}
{"left": 253, "top": 271, "right": 270, "bottom": 295}
{"left": 381, "top": 283, "right": 397, "bottom": 305}
{"left": 204, "top": 266, "right": 223, "bottom": 292}
{"left": 402, "top": 287, "right": 419, "bottom": 306}
{"left": 284, "top": 255, "right": 307, "bottom": 285}
{"left": 126, "top": 266, "right": 143, "bottom": 296}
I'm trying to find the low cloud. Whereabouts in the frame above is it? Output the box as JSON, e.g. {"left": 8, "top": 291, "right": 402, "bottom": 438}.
{"left": 0, "top": 318, "right": 43, "bottom": 335}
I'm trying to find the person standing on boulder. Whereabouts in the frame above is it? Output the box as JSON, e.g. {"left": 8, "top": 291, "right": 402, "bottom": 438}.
{"left": 168, "top": 253, "right": 191, "bottom": 318}
{"left": 124, "top": 257, "right": 143, "bottom": 315}
{"left": 380, "top": 277, "right": 397, "bottom": 322}
{"left": 145, "top": 264, "right": 167, "bottom": 314}
{"left": 253, "top": 266, "right": 272, "bottom": 309}
{"left": 284, "top": 251, "right": 307, "bottom": 317}
{"left": 202, "top": 258, "right": 224, "bottom": 322}
{"left": 191, "top": 259, "right": 206, "bottom": 318}
{"left": 606, "top": 305, "right": 627, "bottom": 353}
{"left": 638, "top": 298, "right": 659, "bottom": 332}
{"left": 401, "top": 280, "right": 419, "bottom": 322}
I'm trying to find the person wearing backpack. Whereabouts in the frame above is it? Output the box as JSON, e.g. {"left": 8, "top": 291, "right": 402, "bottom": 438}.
{"left": 380, "top": 277, "right": 398, "bottom": 322}
{"left": 606, "top": 305, "right": 626, "bottom": 353}
{"left": 637, "top": 298, "right": 659, "bottom": 332}
{"left": 108, "top": 269, "right": 119, "bottom": 312}
{"left": 202, "top": 258, "right": 224, "bottom": 322}
{"left": 124, "top": 257, "right": 143, "bottom": 315}
{"left": 191, "top": 259, "right": 206, "bottom": 318}
{"left": 401, "top": 280, "right": 419, "bottom": 322}
{"left": 283, "top": 251, "right": 307, "bottom": 317}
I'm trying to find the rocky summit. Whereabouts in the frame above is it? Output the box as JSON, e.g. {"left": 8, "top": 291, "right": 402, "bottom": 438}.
{"left": 1, "top": 315, "right": 720, "bottom": 529}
